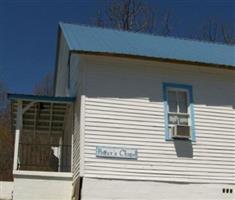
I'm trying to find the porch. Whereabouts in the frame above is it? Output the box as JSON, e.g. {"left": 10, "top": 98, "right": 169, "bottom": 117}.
{"left": 8, "top": 94, "right": 75, "bottom": 200}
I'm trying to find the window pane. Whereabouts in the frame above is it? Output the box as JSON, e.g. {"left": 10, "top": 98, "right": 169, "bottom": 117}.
{"left": 168, "top": 91, "right": 177, "bottom": 112}
{"left": 168, "top": 114, "right": 178, "bottom": 124}
{"left": 178, "top": 115, "right": 189, "bottom": 125}
{"left": 178, "top": 91, "right": 188, "bottom": 113}
{"left": 168, "top": 91, "right": 177, "bottom": 102}
{"left": 168, "top": 126, "right": 173, "bottom": 138}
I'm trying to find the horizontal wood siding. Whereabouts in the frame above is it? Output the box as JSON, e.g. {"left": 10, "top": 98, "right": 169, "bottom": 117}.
{"left": 55, "top": 33, "right": 70, "bottom": 96}
{"left": 73, "top": 96, "right": 80, "bottom": 181}
{"left": 81, "top": 55, "right": 235, "bottom": 184}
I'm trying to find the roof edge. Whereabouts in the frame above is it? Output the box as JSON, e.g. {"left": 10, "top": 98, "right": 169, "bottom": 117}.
{"left": 72, "top": 50, "right": 235, "bottom": 70}
{"left": 59, "top": 22, "right": 235, "bottom": 48}
{"left": 8, "top": 93, "right": 75, "bottom": 103}
{"left": 53, "top": 24, "right": 62, "bottom": 96}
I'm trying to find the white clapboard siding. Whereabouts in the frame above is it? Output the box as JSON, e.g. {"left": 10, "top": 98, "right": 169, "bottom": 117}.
{"left": 55, "top": 32, "right": 70, "bottom": 96}
{"left": 78, "top": 55, "right": 235, "bottom": 184}
{"left": 73, "top": 97, "right": 80, "bottom": 181}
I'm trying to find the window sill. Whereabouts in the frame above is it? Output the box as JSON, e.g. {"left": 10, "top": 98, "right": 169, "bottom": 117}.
{"left": 165, "top": 138, "right": 196, "bottom": 142}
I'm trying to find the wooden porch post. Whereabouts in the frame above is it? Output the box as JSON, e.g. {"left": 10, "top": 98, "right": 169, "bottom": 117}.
{"left": 13, "top": 100, "right": 22, "bottom": 170}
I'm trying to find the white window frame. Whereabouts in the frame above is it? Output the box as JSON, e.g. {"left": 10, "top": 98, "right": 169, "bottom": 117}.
{"left": 167, "top": 87, "right": 191, "bottom": 139}
{"left": 167, "top": 88, "right": 190, "bottom": 121}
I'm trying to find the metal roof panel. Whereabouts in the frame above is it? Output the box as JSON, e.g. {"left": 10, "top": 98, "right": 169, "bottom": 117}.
{"left": 59, "top": 22, "right": 235, "bottom": 67}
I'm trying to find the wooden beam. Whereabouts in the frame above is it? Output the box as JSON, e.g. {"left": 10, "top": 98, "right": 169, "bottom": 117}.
{"left": 23, "top": 129, "right": 63, "bottom": 135}
{"left": 13, "top": 100, "right": 22, "bottom": 170}
{"left": 22, "top": 101, "right": 36, "bottom": 114}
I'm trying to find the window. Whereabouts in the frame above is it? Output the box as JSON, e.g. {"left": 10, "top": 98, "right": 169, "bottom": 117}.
{"left": 163, "top": 83, "right": 195, "bottom": 141}
{"left": 168, "top": 89, "right": 189, "bottom": 126}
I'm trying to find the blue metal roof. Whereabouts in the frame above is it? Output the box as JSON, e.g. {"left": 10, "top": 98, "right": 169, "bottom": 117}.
{"left": 8, "top": 93, "right": 75, "bottom": 103}
{"left": 59, "top": 22, "right": 235, "bottom": 67}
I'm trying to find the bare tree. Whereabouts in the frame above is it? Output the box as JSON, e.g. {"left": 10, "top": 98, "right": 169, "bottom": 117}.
{"left": 33, "top": 72, "right": 54, "bottom": 96}
{"left": 201, "top": 19, "right": 219, "bottom": 42}
{"left": 92, "top": 1, "right": 234, "bottom": 44}
{"left": 161, "top": 10, "right": 173, "bottom": 36}
{"left": 0, "top": 81, "right": 13, "bottom": 181}
{"left": 194, "top": 19, "right": 235, "bottom": 44}
{"left": 221, "top": 23, "right": 235, "bottom": 44}
{"left": 106, "top": 0, "right": 154, "bottom": 32}
{"left": 92, "top": 0, "right": 173, "bottom": 35}
{"left": 0, "top": 81, "right": 8, "bottom": 112}
{"left": 93, "top": 10, "right": 105, "bottom": 28}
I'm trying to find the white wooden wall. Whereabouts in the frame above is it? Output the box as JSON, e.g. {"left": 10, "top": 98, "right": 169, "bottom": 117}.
{"left": 73, "top": 96, "right": 81, "bottom": 181}
{"left": 55, "top": 32, "right": 70, "bottom": 97}
{"left": 54, "top": 33, "right": 82, "bottom": 182}
{"left": 0, "top": 181, "right": 13, "bottom": 200}
{"left": 78, "top": 55, "right": 235, "bottom": 184}
{"left": 70, "top": 54, "right": 84, "bottom": 182}
{"left": 81, "top": 177, "right": 235, "bottom": 200}
{"left": 13, "top": 172, "right": 72, "bottom": 200}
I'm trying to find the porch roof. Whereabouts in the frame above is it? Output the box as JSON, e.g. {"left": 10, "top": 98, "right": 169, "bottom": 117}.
{"left": 8, "top": 93, "right": 75, "bottom": 134}
{"left": 8, "top": 93, "right": 75, "bottom": 103}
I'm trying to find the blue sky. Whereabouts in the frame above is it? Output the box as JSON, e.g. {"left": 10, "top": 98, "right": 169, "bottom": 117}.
{"left": 0, "top": 0, "right": 234, "bottom": 94}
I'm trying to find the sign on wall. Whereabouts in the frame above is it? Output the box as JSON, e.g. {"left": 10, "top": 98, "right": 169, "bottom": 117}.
{"left": 96, "top": 146, "right": 138, "bottom": 160}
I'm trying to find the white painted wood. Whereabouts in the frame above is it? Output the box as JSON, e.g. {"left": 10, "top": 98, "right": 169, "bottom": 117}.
{"left": 81, "top": 177, "right": 235, "bottom": 200}
{"left": 73, "top": 95, "right": 81, "bottom": 181}
{"left": 13, "top": 100, "right": 22, "bottom": 170}
{"left": 55, "top": 49, "right": 235, "bottom": 193}
{"left": 22, "top": 101, "right": 35, "bottom": 114}
{"left": 71, "top": 129, "right": 74, "bottom": 172}
{"left": 55, "top": 32, "right": 70, "bottom": 96}
{"left": 79, "top": 95, "right": 86, "bottom": 177}
{"left": 13, "top": 170, "right": 73, "bottom": 178}
{"left": 70, "top": 57, "right": 85, "bottom": 182}
{"left": 0, "top": 181, "right": 13, "bottom": 200}
{"left": 13, "top": 171, "right": 72, "bottom": 200}
{"left": 13, "top": 129, "right": 20, "bottom": 170}
{"left": 70, "top": 54, "right": 80, "bottom": 97}
{"left": 77, "top": 55, "right": 235, "bottom": 184}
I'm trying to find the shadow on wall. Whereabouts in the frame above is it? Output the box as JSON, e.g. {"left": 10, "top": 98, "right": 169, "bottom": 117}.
{"left": 85, "top": 59, "right": 235, "bottom": 107}
{"left": 173, "top": 140, "right": 193, "bottom": 158}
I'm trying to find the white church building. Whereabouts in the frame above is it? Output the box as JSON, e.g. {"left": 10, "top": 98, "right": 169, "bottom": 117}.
{"left": 7, "top": 23, "right": 235, "bottom": 200}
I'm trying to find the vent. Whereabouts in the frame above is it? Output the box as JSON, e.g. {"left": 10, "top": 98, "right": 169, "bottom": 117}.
{"left": 222, "top": 188, "right": 233, "bottom": 194}
{"left": 172, "top": 125, "right": 190, "bottom": 139}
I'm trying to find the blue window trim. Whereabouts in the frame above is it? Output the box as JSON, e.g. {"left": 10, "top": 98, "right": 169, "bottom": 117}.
{"left": 162, "top": 82, "right": 196, "bottom": 142}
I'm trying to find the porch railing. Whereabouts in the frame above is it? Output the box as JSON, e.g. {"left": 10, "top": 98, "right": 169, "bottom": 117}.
{"left": 18, "top": 143, "right": 71, "bottom": 172}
